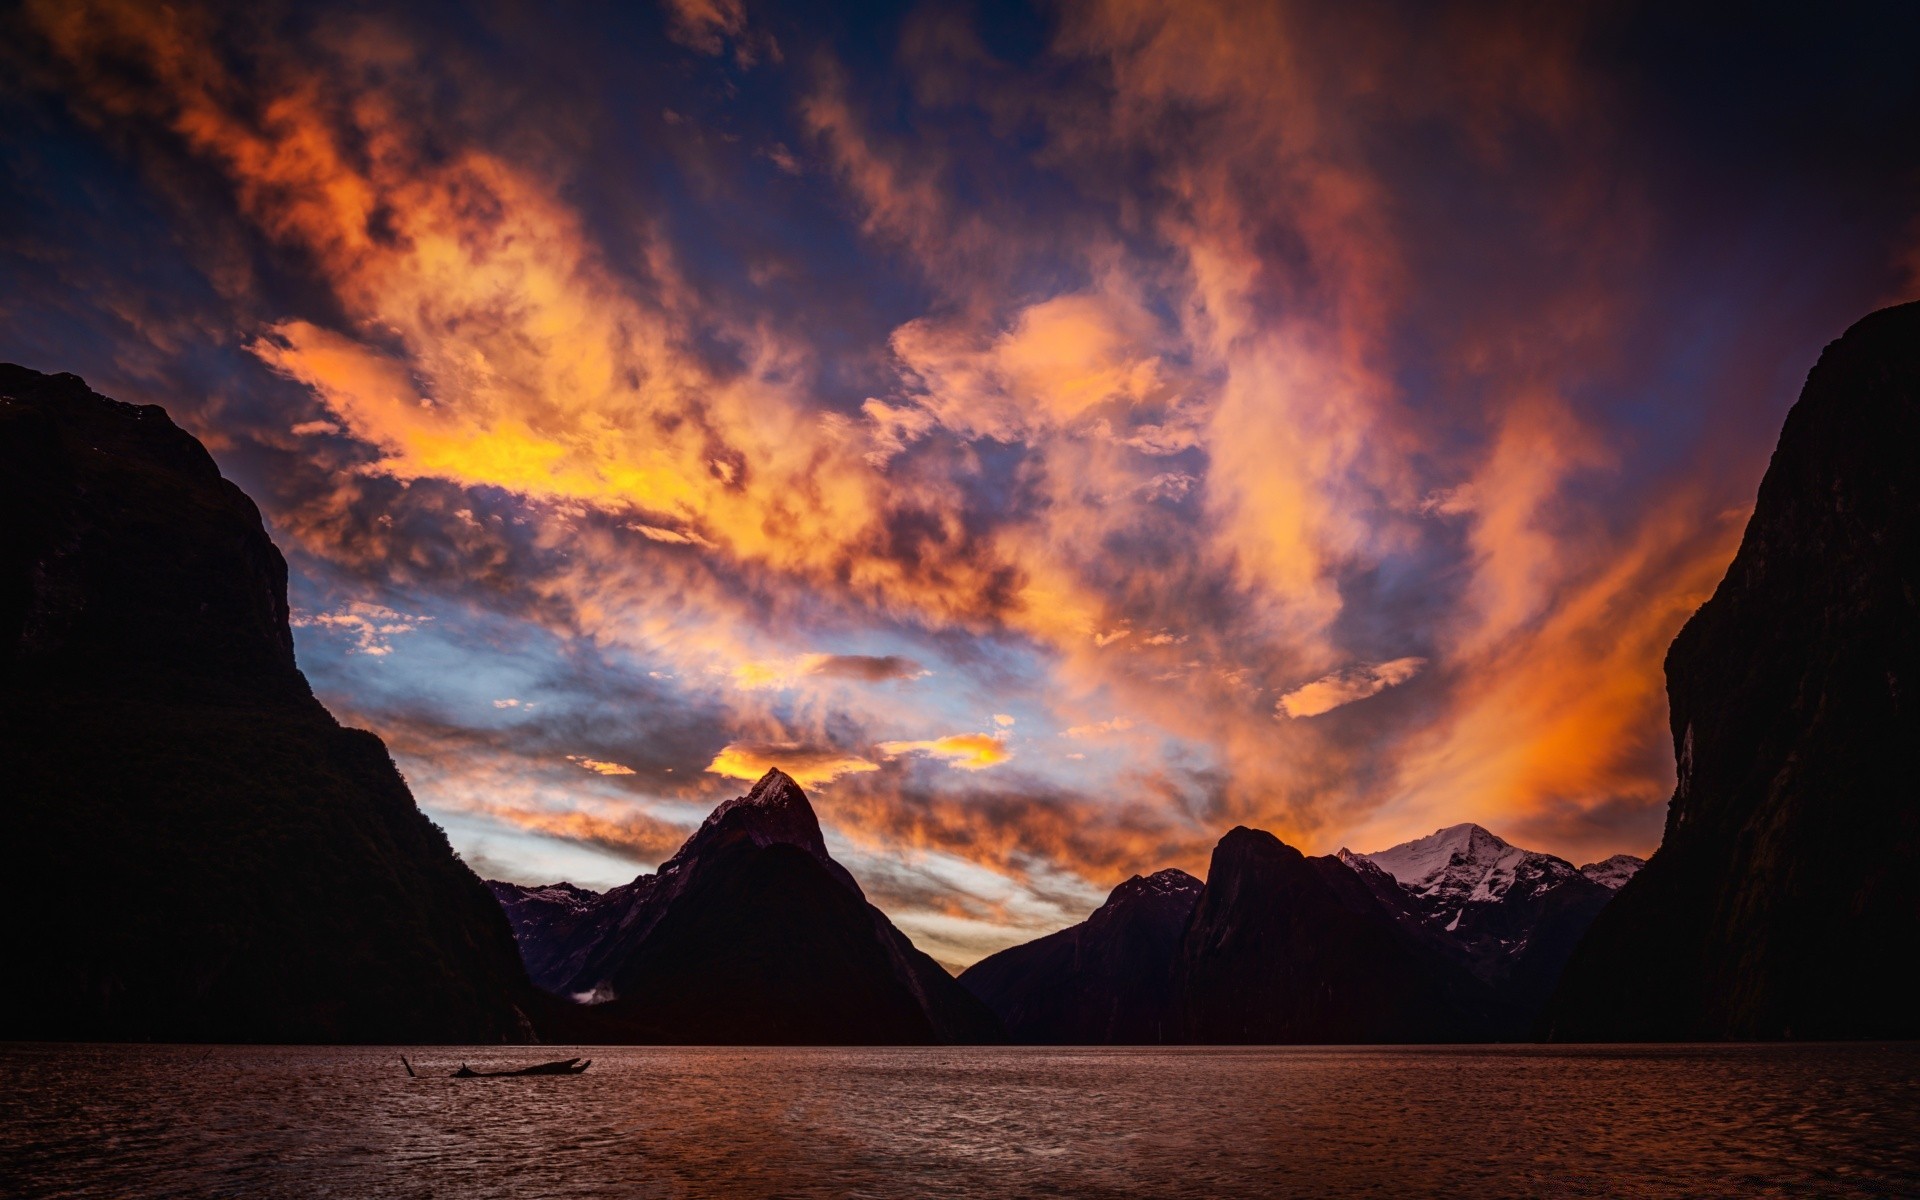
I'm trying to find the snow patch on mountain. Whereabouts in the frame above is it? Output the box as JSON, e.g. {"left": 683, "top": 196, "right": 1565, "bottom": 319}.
{"left": 1578, "top": 854, "right": 1646, "bottom": 890}
{"left": 1355, "top": 823, "right": 1577, "bottom": 908}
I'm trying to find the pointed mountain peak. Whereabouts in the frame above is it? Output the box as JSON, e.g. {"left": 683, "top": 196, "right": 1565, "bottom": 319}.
{"left": 741, "top": 767, "right": 808, "bottom": 809}
{"left": 1433, "top": 822, "right": 1509, "bottom": 849}
{"left": 1102, "top": 867, "right": 1203, "bottom": 910}
{"left": 689, "top": 767, "right": 826, "bottom": 856}
{"left": 651, "top": 767, "right": 865, "bottom": 900}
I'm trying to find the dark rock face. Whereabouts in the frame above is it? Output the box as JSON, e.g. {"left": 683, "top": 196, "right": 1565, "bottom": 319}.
{"left": 1545, "top": 302, "right": 1920, "bottom": 1041}
{"left": 0, "top": 365, "right": 538, "bottom": 1043}
{"left": 959, "top": 868, "right": 1201, "bottom": 1043}
{"left": 1341, "top": 825, "right": 1639, "bottom": 1030}
{"left": 1171, "top": 828, "right": 1498, "bottom": 1043}
{"left": 491, "top": 769, "right": 1004, "bottom": 1045}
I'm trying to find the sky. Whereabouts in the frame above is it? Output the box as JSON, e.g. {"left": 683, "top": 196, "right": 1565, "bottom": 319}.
{"left": 3, "top": 0, "right": 1917, "bottom": 965}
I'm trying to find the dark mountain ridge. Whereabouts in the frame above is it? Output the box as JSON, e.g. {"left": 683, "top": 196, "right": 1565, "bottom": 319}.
{"left": 490, "top": 769, "right": 1003, "bottom": 1045}
{"left": 963, "top": 818, "right": 1639, "bottom": 1044}
{"left": 1172, "top": 828, "right": 1504, "bottom": 1043}
{"left": 959, "top": 867, "right": 1201, "bottom": 1044}
{"left": 1544, "top": 301, "right": 1920, "bottom": 1040}
{"left": 1, "top": 364, "right": 540, "bottom": 1043}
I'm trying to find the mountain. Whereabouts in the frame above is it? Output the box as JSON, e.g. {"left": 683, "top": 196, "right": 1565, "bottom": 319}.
{"left": 1171, "top": 828, "right": 1500, "bottom": 1043}
{"left": 1544, "top": 302, "right": 1920, "bottom": 1041}
{"left": 489, "top": 769, "right": 1004, "bottom": 1045}
{"left": 1340, "top": 824, "right": 1640, "bottom": 1023}
{"left": 958, "top": 868, "right": 1201, "bottom": 1043}
{"left": 0, "top": 365, "right": 539, "bottom": 1043}
{"left": 1578, "top": 855, "right": 1644, "bottom": 891}
{"left": 959, "top": 819, "right": 1642, "bottom": 1044}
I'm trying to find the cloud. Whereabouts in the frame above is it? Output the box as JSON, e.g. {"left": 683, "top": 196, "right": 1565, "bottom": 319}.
{"left": 890, "top": 290, "right": 1168, "bottom": 443}
{"left": 818, "top": 774, "right": 1214, "bottom": 889}
{"left": 805, "top": 654, "right": 926, "bottom": 683}
{"left": 567, "top": 755, "right": 637, "bottom": 777}
{"left": 1277, "top": 658, "right": 1427, "bottom": 719}
{"left": 875, "top": 732, "right": 1010, "bottom": 771}
{"left": 625, "top": 522, "right": 712, "bottom": 548}
{"left": 705, "top": 741, "right": 879, "bottom": 786}
{"left": 730, "top": 652, "right": 925, "bottom": 689}
{"left": 1060, "top": 717, "right": 1135, "bottom": 739}
{"left": 475, "top": 802, "right": 692, "bottom": 865}
{"left": 290, "top": 602, "right": 430, "bottom": 656}
{"left": 660, "top": 0, "right": 744, "bottom": 56}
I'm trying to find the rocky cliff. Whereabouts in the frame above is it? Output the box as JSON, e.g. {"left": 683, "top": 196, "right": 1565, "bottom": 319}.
{"left": 1544, "top": 302, "right": 1920, "bottom": 1040}
{"left": 1, "top": 365, "right": 539, "bottom": 1043}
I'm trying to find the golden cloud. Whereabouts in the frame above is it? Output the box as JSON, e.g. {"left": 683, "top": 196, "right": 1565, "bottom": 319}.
{"left": 705, "top": 741, "right": 880, "bottom": 786}
{"left": 875, "top": 733, "right": 1011, "bottom": 772}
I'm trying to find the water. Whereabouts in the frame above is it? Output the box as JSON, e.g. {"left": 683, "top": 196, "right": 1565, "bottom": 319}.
{"left": 3, "top": 1043, "right": 1916, "bottom": 1198}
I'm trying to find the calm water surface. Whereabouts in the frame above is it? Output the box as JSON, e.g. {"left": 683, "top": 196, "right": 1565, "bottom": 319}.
{"left": 3, "top": 1043, "right": 1916, "bottom": 1198}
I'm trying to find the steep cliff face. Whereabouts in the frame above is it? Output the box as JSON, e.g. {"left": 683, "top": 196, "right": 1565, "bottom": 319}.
{"left": 1171, "top": 828, "right": 1498, "bottom": 1043}
{"left": 491, "top": 769, "right": 1004, "bottom": 1045}
{"left": 1, "top": 365, "right": 538, "bottom": 1043}
{"left": 959, "top": 868, "right": 1201, "bottom": 1043}
{"left": 1545, "top": 302, "right": 1920, "bottom": 1040}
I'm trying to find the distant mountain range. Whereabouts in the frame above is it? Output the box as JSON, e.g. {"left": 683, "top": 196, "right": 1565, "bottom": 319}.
{"left": 962, "top": 821, "right": 1638, "bottom": 1043}
{"left": 6, "top": 301, "right": 1914, "bottom": 1045}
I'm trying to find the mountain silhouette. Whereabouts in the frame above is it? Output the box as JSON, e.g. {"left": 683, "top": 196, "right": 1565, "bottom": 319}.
{"left": 491, "top": 769, "right": 1004, "bottom": 1044}
{"left": 1, "top": 365, "right": 541, "bottom": 1043}
{"left": 1544, "top": 303, "right": 1920, "bottom": 1040}
{"left": 960, "top": 868, "right": 1201, "bottom": 1043}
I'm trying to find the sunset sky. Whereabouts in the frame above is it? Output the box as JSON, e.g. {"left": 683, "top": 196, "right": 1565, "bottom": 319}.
{"left": 4, "top": 0, "right": 1916, "bottom": 964}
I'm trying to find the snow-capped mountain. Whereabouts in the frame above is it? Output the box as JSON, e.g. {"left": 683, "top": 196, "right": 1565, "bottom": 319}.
{"left": 1348, "top": 824, "right": 1574, "bottom": 924}
{"left": 1339, "top": 824, "right": 1645, "bottom": 1022}
{"left": 1578, "top": 854, "right": 1645, "bottom": 890}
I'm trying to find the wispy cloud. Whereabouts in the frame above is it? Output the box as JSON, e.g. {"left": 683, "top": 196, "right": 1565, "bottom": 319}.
{"left": 1278, "top": 658, "right": 1427, "bottom": 719}
{"left": 290, "top": 602, "right": 430, "bottom": 657}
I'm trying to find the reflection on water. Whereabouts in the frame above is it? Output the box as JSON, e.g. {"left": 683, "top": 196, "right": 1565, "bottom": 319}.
{"left": 2, "top": 1043, "right": 1916, "bottom": 1198}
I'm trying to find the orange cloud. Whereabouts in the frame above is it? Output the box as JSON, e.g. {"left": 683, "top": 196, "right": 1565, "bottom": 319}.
{"left": 705, "top": 742, "right": 879, "bottom": 787}
{"left": 1277, "top": 658, "right": 1426, "bottom": 719}
{"left": 1356, "top": 494, "right": 1748, "bottom": 859}
{"left": 567, "top": 756, "right": 637, "bottom": 777}
{"left": 875, "top": 732, "right": 1011, "bottom": 771}
{"left": 818, "top": 779, "right": 1214, "bottom": 890}
{"left": 474, "top": 803, "right": 692, "bottom": 865}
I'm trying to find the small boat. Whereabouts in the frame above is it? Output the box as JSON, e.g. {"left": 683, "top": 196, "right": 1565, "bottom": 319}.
{"left": 449, "top": 1056, "right": 591, "bottom": 1078}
